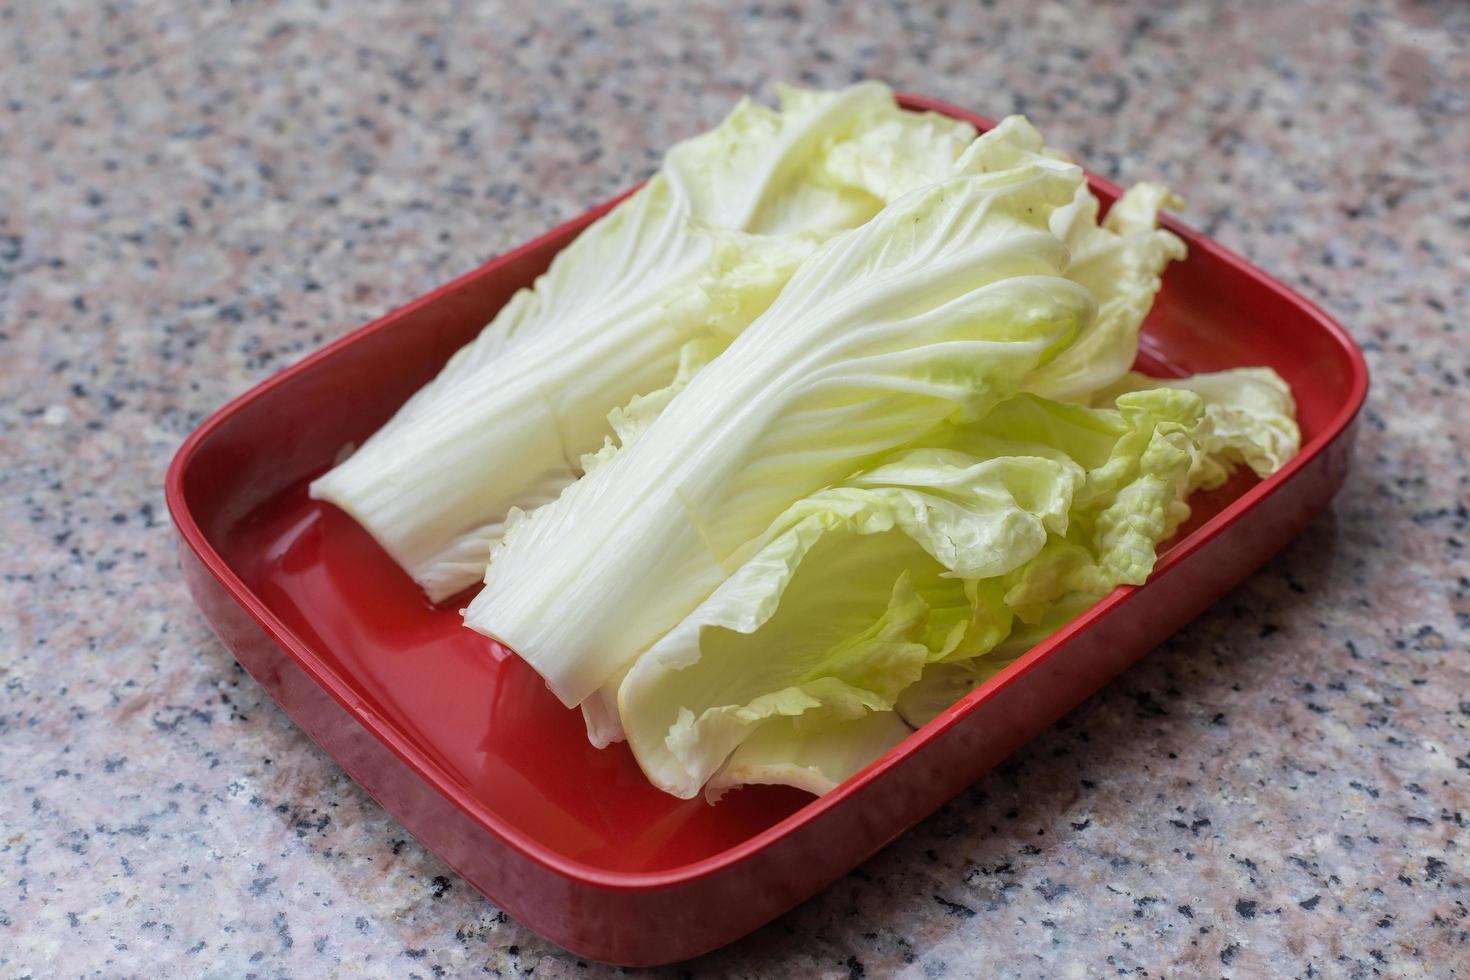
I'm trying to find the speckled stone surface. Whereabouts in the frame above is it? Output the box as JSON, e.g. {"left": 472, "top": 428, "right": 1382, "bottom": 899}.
{"left": 3, "top": 0, "right": 1468, "bottom": 976}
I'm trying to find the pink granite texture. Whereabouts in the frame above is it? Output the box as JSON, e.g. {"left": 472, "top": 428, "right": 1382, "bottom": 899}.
{"left": 1, "top": 0, "right": 1467, "bottom": 976}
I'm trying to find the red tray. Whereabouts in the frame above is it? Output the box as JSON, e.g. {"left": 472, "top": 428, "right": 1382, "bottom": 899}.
{"left": 166, "top": 93, "right": 1368, "bottom": 966}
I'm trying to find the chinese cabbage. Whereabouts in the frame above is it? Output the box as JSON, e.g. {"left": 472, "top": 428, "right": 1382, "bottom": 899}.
{"left": 465, "top": 123, "right": 1097, "bottom": 708}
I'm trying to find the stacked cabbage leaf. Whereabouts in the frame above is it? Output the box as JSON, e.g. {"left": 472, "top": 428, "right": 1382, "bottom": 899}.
{"left": 314, "top": 84, "right": 1299, "bottom": 800}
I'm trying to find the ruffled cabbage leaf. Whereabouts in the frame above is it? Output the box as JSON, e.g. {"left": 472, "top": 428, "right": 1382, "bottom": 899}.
{"left": 616, "top": 389, "right": 1208, "bottom": 798}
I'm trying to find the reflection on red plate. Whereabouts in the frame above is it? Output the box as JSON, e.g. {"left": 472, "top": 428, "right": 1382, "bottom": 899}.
{"left": 224, "top": 489, "right": 815, "bottom": 872}
{"left": 168, "top": 93, "right": 1368, "bottom": 965}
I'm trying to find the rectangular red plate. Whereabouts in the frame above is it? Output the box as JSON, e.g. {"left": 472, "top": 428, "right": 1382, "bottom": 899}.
{"left": 166, "top": 94, "right": 1368, "bottom": 966}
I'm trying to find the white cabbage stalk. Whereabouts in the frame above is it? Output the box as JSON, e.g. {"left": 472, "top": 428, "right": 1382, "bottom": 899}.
{"left": 465, "top": 118, "right": 1096, "bottom": 708}
{"left": 310, "top": 83, "right": 977, "bottom": 600}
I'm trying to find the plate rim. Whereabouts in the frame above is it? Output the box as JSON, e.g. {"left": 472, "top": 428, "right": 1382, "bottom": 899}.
{"left": 164, "top": 92, "right": 1371, "bottom": 892}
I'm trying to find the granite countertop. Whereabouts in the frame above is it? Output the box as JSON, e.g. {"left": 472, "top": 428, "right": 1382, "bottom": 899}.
{"left": 3, "top": 0, "right": 1467, "bottom": 975}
